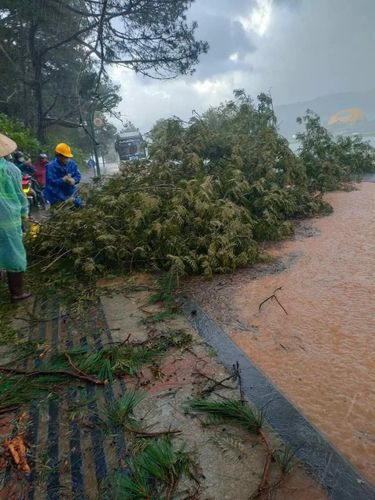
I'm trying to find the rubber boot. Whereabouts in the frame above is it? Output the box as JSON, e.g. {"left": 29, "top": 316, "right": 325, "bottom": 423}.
{"left": 7, "top": 272, "right": 31, "bottom": 301}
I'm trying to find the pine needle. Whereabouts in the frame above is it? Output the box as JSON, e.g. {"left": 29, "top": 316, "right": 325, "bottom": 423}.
{"left": 106, "top": 391, "right": 145, "bottom": 428}
{"left": 103, "top": 438, "right": 195, "bottom": 499}
{"left": 187, "top": 399, "right": 263, "bottom": 433}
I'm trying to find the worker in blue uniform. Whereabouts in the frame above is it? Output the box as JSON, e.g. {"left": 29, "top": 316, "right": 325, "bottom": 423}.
{"left": 44, "top": 143, "right": 82, "bottom": 207}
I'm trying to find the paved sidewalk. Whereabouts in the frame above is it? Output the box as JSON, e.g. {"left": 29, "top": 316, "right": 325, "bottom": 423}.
{"left": 0, "top": 278, "right": 326, "bottom": 499}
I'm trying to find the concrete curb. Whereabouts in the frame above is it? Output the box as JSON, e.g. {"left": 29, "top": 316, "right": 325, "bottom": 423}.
{"left": 180, "top": 297, "right": 375, "bottom": 500}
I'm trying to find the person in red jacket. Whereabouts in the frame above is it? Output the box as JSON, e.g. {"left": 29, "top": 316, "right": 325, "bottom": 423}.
{"left": 33, "top": 153, "right": 48, "bottom": 188}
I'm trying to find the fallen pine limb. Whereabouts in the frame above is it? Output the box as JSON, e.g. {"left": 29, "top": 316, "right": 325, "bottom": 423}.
{"left": 14, "top": 313, "right": 68, "bottom": 324}
{"left": 41, "top": 249, "right": 71, "bottom": 272}
{"left": 0, "top": 366, "right": 105, "bottom": 386}
{"left": 64, "top": 352, "right": 98, "bottom": 382}
{"left": 124, "top": 426, "right": 182, "bottom": 438}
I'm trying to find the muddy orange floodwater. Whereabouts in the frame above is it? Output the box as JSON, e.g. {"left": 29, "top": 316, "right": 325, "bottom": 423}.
{"left": 189, "top": 182, "right": 375, "bottom": 483}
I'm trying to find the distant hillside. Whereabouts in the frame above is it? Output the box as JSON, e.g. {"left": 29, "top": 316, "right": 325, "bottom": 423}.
{"left": 275, "top": 89, "right": 375, "bottom": 140}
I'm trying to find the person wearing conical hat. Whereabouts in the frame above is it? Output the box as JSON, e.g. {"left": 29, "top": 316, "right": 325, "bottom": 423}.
{"left": 0, "top": 133, "right": 31, "bottom": 301}
{"left": 44, "top": 143, "right": 82, "bottom": 207}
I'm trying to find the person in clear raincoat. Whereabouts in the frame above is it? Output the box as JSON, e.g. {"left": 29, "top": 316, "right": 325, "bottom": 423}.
{"left": 0, "top": 133, "right": 31, "bottom": 301}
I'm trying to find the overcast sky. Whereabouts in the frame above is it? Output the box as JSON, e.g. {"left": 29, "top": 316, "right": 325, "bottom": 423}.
{"left": 110, "top": 0, "right": 375, "bottom": 133}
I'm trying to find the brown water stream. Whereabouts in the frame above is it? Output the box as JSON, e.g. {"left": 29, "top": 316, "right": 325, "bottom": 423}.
{"left": 187, "top": 182, "right": 375, "bottom": 483}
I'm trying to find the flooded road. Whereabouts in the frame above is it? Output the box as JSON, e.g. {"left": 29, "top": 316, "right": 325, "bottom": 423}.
{"left": 187, "top": 182, "right": 375, "bottom": 483}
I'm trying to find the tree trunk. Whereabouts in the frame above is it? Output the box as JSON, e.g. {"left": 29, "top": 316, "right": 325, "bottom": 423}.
{"left": 34, "top": 63, "right": 45, "bottom": 143}
{"left": 28, "top": 19, "right": 46, "bottom": 143}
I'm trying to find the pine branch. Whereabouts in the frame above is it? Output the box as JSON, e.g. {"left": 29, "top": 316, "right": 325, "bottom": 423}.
{"left": 0, "top": 366, "right": 104, "bottom": 386}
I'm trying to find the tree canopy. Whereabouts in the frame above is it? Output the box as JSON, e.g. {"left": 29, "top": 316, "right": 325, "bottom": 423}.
{"left": 0, "top": 0, "right": 208, "bottom": 151}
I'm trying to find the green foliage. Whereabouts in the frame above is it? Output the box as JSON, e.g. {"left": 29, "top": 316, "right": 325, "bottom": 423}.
{"left": 188, "top": 396, "right": 296, "bottom": 491}
{"left": 104, "top": 438, "right": 195, "bottom": 499}
{"left": 0, "top": 329, "right": 190, "bottom": 414}
{"left": 150, "top": 329, "right": 193, "bottom": 351}
{"left": 0, "top": 113, "right": 41, "bottom": 157}
{"left": 296, "top": 110, "right": 375, "bottom": 191}
{"left": 274, "top": 445, "right": 296, "bottom": 474}
{"left": 0, "top": 0, "right": 206, "bottom": 145}
{"left": 187, "top": 399, "right": 263, "bottom": 433}
{"left": 105, "top": 345, "right": 160, "bottom": 378}
{"left": 143, "top": 272, "right": 182, "bottom": 324}
{"left": 29, "top": 162, "right": 258, "bottom": 278}
{"left": 29, "top": 91, "right": 375, "bottom": 280}
{"left": 48, "top": 345, "right": 159, "bottom": 380}
{"left": 335, "top": 134, "right": 375, "bottom": 176}
{"left": 107, "top": 391, "right": 145, "bottom": 428}
{"left": 46, "top": 328, "right": 192, "bottom": 381}
{"left": 148, "top": 272, "right": 178, "bottom": 309}
{"left": 0, "top": 111, "right": 92, "bottom": 166}
{"left": 104, "top": 390, "right": 196, "bottom": 498}
{"left": 0, "top": 374, "right": 63, "bottom": 413}
{"left": 140, "top": 310, "right": 179, "bottom": 325}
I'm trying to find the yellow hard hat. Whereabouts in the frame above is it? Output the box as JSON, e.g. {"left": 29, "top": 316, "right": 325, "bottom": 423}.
{"left": 55, "top": 143, "right": 73, "bottom": 158}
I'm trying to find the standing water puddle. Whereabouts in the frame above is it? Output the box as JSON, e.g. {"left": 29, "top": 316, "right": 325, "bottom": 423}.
{"left": 187, "top": 182, "right": 375, "bottom": 484}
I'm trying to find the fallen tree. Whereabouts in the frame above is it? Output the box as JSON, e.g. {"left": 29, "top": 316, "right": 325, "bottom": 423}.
{"left": 28, "top": 91, "right": 375, "bottom": 279}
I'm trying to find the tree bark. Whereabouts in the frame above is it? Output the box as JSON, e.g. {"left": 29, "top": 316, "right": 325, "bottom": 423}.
{"left": 34, "top": 64, "right": 45, "bottom": 143}
{"left": 28, "top": 19, "right": 46, "bottom": 143}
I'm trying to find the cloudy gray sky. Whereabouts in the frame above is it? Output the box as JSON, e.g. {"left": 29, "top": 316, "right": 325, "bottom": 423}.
{"left": 110, "top": 0, "right": 375, "bottom": 132}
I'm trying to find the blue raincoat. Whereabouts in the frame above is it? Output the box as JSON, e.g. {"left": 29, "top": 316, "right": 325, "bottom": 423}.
{"left": 44, "top": 158, "right": 81, "bottom": 205}
{"left": 0, "top": 158, "right": 28, "bottom": 272}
